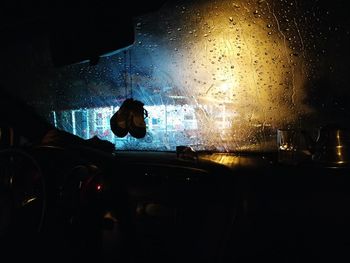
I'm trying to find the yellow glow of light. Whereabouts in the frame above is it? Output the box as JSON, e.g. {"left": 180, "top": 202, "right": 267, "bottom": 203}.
{"left": 200, "top": 153, "right": 265, "bottom": 168}
{"left": 168, "top": 0, "right": 313, "bottom": 150}
{"left": 220, "top": 82, "right": 231, "bottom": 93}
{"left": 336, "top": 130, "right": 344, "bottom": 161}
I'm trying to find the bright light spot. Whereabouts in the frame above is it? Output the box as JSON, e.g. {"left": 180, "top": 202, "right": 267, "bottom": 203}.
{"left": 165, "top": 0, "right": 313, "bottom": 150}
{"left": 219, "top": 82, "right": 230, "bottom": 93}
{"left": 22, "top": 197, "right": 37, "bottom": 206}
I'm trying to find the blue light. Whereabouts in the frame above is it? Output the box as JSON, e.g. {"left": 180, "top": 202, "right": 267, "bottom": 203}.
{"left": 52, "top": 104, "right": 199, "bottom": 151}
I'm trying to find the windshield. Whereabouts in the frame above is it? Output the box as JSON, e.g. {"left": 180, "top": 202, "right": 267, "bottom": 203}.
{"left": 1, "top": 0, "right": 349, "bottom": 152}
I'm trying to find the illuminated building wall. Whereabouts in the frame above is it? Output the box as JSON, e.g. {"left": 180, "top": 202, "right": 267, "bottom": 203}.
{"left": 52, "top": 104, "right": 209, "bottom": 151}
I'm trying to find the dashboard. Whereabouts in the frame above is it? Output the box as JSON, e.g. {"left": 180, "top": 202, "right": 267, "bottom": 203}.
{"left": 2, "top": 142, "right": 350, "bottom": 263}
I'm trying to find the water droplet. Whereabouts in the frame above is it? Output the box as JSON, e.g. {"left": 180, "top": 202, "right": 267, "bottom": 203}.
{"left": 189, "top": 31, "right": 193, "bottom": 34}
{"left": 204, "top": 34, "right": 208, "bottom": 37}
{"left": 267, "top": 24, "right": 271, "bottom": 28}
{"left": 229, "top": 17, "right": 233, "bottom": 22}
{"left": 253, "top": 10, "right": 259, "bottom": 15}
{"left": 177, "top": 28, "right": 182, "bottom": 31}
{"left": 231, "top": 65, "right": 235, "bottom": 69}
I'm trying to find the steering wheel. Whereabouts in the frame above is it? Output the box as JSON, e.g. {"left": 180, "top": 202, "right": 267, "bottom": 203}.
{"left": 0, "top": 148, "right": 46, "bottom": 240}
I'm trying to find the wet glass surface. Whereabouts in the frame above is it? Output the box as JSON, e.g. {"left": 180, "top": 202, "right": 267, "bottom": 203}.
{"left": 1, "top": 0, "right": 349, "bottom": 152}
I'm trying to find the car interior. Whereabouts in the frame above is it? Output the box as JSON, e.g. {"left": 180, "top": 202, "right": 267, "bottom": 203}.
{"left": 1, "top": 0, "right": 350, "bottom": 262}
